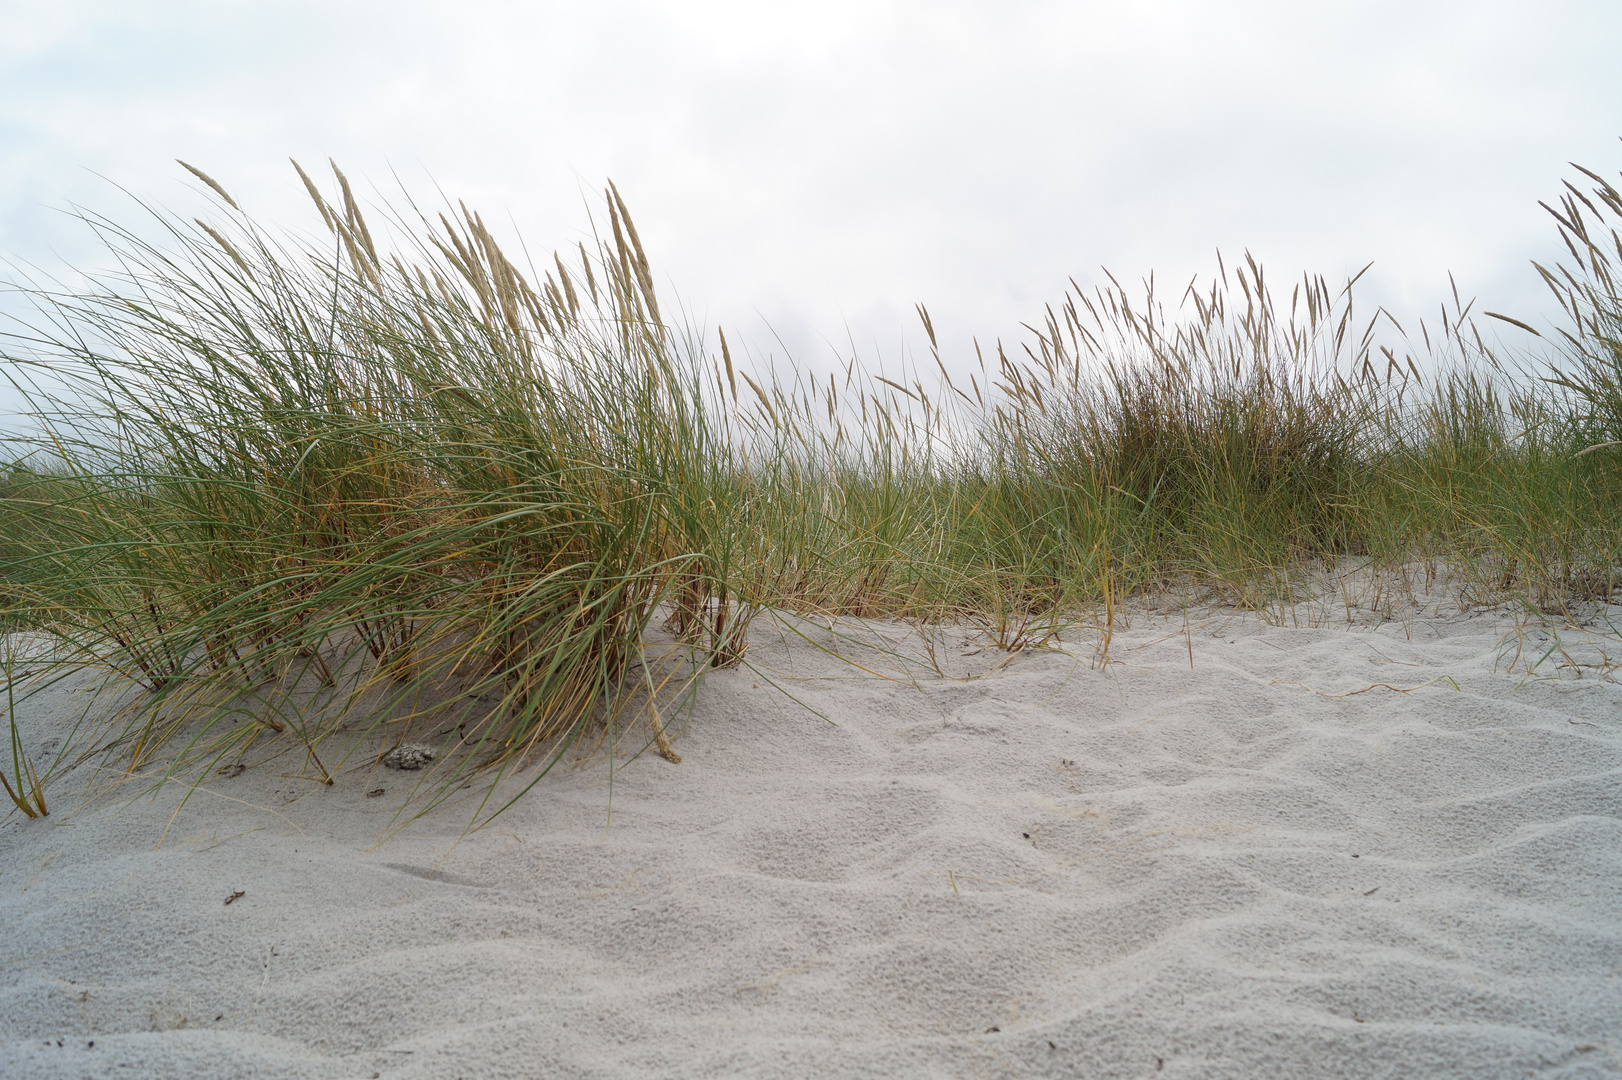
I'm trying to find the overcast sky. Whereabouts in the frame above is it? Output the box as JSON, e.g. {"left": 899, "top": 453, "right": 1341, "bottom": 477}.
{"left": 4, "top": 0, "right": 1622, "bottom": 418}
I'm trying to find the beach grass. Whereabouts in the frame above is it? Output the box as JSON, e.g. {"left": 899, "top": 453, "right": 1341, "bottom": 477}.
{"left": 1, "top": 157, "right": 1619, "bottom": 827}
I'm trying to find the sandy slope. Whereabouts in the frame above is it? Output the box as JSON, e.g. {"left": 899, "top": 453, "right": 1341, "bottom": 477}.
{"left": 1, "top": 599, "right": 1620, "bottom": 1079}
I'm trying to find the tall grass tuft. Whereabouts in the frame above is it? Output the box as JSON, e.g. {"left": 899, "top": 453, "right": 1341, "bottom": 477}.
{"left": 0, "top": 162, "right": 755, "bottom": 825}
{"left": 1528, "top": 161, "right": 1622, "bottom": 455}
{"left": 968, "top": 257, "right": 1402, "bottom": 608}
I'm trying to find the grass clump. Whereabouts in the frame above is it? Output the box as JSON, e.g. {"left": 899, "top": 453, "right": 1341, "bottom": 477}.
{"left": 2, "top": 155, "right": 1621, "bottom": 829}
{"left": 964, "top": 257, "right": 1394, "bottom": 609}
{"left": 0, "top": 163, "right": 757, "bottom": 826}
{"left": 1534, "top": 162, "right": 1622, "bottom": 453}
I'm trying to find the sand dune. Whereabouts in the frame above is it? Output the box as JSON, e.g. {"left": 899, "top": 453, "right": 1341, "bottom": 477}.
{"left": 2, "top": 599, "right": 1620, "bottom": 1078}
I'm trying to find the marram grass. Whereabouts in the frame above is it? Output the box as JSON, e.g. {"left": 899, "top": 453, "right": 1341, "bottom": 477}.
{"left": 0, "top": 163, "right": 760, "bottom": 829}
{"left": 1, "top": 158, "right": 1620, "bottom": 831}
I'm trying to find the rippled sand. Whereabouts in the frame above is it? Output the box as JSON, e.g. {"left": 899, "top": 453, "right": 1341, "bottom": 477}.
{"left": 3, "top": 598, "right": 1620, "bottom": 1078}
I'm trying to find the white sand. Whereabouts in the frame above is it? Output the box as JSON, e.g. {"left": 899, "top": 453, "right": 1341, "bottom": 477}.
{"left": 3, "top": 599, "right": 1621, "bottom": 1079}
